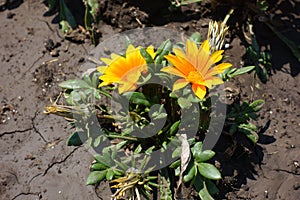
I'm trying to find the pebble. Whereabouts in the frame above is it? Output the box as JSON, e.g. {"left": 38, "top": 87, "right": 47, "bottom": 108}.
{"left": 6, "top": 12, "right": 15, "bottom": 19}
{"left": 293, "top": 182, "right": 300, "bottom": 190}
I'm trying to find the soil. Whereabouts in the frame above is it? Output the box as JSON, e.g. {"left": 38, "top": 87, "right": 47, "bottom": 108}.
{"left": 0, "top": 0, "right": 299, "bottom": 200}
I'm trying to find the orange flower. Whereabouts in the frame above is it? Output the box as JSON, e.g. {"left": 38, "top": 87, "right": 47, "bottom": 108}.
{"left": 97, "top": 45, "right": 155, "bottom": 94}
{"left": 161, "top": 39, "right": 232, "bottom": 99}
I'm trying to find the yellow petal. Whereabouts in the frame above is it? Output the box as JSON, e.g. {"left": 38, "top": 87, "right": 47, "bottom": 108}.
{"left": 173, "top": 48, "right": 187, "bottom": 59}
{"left": 192, "top": 84, "right": 207, "bottom": 99}
{"left": 101, "top": 57, "right": 113, "bottom": 65}
{"left": 217, "top": 62, "right": 232, "bottom": 71}
{"left": 205, "top": 77, "right": 223, "bottom": 88}
{"left": 97, "top": 66, "right": 108, "bottom": 73}
{"left": 210, "top": 50, "right": 224, "bottom": 63}
{"left": 118, "top": 82, "right": 136, "bottom": 94}
{"left": 173, "top": 79, "right": 190, "bottom": 91}
{"left": 146, "top": 46, "right": 156, "bottom": 59}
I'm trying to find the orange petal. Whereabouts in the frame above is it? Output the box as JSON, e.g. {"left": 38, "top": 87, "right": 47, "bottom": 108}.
{"left": 173, "top": 79, "right": 190, "bottom": 91}
{"left": 161, "top": 66, "right": 186, "bottom": 78}
{"left": 192, "top": 84, "right": 207, "bottom": 99}
{"left": 165, "top": 54, "right": 195, "bottom": 76}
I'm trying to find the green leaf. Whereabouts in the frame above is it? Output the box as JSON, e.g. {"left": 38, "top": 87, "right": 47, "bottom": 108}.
{"left": 169, "top": 159, "right": 181, "bottom": 168}
{"left": 169, "top": 120, "right": 180, "bottom": 136}
{"left": 189, "top": 32, "right": 202, "bottom": 44}
{"left": 87, "top": 0, "right": 99, "bottom": 19}
{"left": 239, "top": 126, "right": 259, "bottom": 143}
{"left": 249, "top": 99, "right": 264, "bottom": 112}
{"left": 140, "top": 48, "right": 154, "bottom": 64}
{"left": 123, "top": 92, "right": 151, "bottom": 106}
{"left": 196, "top": 150, "right": 215, "bottom": 163}
{"left": 94, "top": 154, "right": 111, "bottom": 167}
{"left": 59, "top": 79, "right": 92, "bottom": 89}
{"left": 192, "top": 142, "right": 203, "bottom": 159}
{"left": 183, "top": 163, "right": 196, "bottom": 183}
{"left": 60, "top": 20, "right": 72, "bottom": 34}
{"left": 178, "top": 97, "right": 192, "bottom": 109}
{"left": 59, "top": 0, "right": 76, "bottom": 33}
{"left": 86, "top": 170, "right": 107, "bottom": 185}
{"left": 91, "top": 163, "right": 108, "bottom": 170}
{"left": 67, "top": 131, "right": 87, "bottom": 146}
{"left": 134, "top": 144, "right": 142, "bottom": 154}
{"left": 153, "top": 113, "right": 168, "bottom": 120}
{"left": 228, "top": 66, "right": 255, "bottom": 78}
{"left": 106, "top": 168, "right": 114, "bottom": 180}
{"left": 199, "top": 181, "right": 214, "bottom": 200}
{"left": 155, "top": 39, "right": 172, "bottom": 64}
{"left": 93, "top": 135, "right": 101, "bottom": 147}
{"left": 198, "top": 163, "right": 221, "bottom": 180}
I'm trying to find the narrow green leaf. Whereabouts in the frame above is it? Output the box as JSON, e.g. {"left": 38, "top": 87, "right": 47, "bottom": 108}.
{"left": 140, "top": 48, "right": 154, "bottom": 64}
{"left": 59, "top": 79, "right": 91, "bottom": 89}
{"left": 169, "top": 120, "right": 180, "bottom": 136}
{"left": 229, "top": 66, "right": 255, "bottom": 77}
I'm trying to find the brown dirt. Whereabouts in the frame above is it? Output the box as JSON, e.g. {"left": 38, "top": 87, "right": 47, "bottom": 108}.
{"left": 0, "top": 0, "right": 299, "bottom": 199}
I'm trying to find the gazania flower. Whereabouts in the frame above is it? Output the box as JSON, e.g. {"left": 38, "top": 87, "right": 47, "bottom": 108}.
{"left": 161, "top": 39, "right": 232, "bottom": 99}
{"left": 97, "top": 45, "right": 155, "bottom": 94}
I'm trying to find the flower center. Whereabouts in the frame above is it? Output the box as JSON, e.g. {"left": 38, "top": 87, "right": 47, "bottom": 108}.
{"left": 187, "top": 71, "right": 204, "bottom": 84}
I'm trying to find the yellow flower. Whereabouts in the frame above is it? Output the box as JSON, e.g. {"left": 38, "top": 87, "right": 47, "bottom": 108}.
{"left": 97, "top": 45, "right": 155, "bottom": 94}
{"left": 161, "top": 39, "right": 232, "bottom": 99}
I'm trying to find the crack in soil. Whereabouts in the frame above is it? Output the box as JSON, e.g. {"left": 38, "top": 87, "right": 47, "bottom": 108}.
{"left": 32, "top": 110, "right": 48, "bottom": 143}
{"left": 273, "top": 168, "right": 300, "bottom": 176}
{"left": 42, "top": 146, "right": 80, "bottom": 176}
{"left": 0, "top": 127, "right": 33, "bottom": 137}
{"left": 0, "top": 111, "right": 47, "bottom": 143}
{"left": 12, "top": 192, "right": 41, "bottom": 200}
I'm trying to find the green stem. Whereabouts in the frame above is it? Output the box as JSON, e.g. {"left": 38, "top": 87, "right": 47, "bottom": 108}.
{"left": 106, "top": 134, "right": 138, "bottom": 142}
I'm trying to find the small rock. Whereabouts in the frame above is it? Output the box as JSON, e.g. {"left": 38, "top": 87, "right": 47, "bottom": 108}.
{"left": 6, "top": 12, "right": 15, "bottom": 19}
{"left": 293, "top": 182, "right": 300, "bottom": 190}
{"left": 180, "top": 24, "right": 189, "bottom": 31}
{"left": 78, "top": 57, "right": 85, "bottom": 63}
{"left": 50, "top": 49, "right": 59, "bottom": 57}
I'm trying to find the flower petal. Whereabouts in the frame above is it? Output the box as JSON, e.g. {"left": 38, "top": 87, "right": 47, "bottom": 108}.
{"left": 173, "top": 79, "right": 190, "bottom": 91}
{"left": 192, "top": 84, "right": 207, "bottom": 99}
{"left": 161, "top": 66, "right": 186, "bottom": 78}
{"left": 210, "top": 50, "right": 224, "bottom": 63}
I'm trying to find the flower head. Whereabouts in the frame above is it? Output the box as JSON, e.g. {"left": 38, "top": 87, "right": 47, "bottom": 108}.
{"left": 207, "top": 20, "right": 229, "bottom": 53}
{"left": 97, "top": 45, "right": 155, "bottom": 94}
{"left": 161, "top": 39, "right": 232, "bottom": 99}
